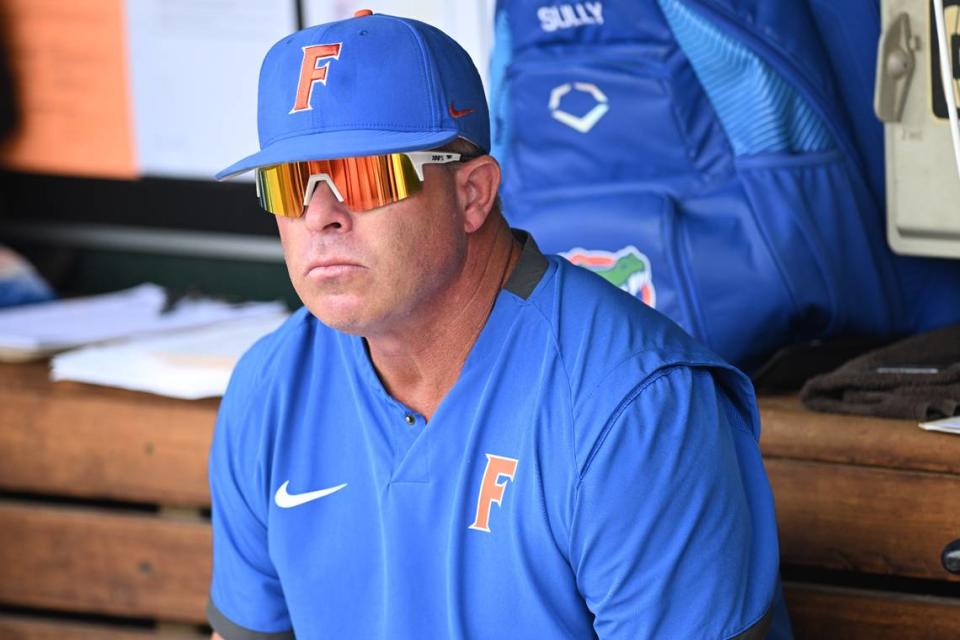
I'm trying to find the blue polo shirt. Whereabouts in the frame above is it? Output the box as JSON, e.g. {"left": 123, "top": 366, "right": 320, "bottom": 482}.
{"left": 207, "top": 231, "right": 791, "bottom": 639}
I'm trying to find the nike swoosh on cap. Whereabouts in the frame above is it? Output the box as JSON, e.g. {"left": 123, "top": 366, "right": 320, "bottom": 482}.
{"left": 448, "top": 101, "right": 475, "bottom": 118}
{"left": 274, "top": 480, "right": 348, "bottom": 508}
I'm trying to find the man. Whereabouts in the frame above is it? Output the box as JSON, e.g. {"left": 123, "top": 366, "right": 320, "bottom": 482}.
{"left": 208, "top": 10, "right": 791, "bottom": 640}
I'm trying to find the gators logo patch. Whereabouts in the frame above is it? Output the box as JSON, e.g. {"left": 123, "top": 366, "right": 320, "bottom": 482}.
{"left": 562, "top": 246, "right": 656, "bottom": 307}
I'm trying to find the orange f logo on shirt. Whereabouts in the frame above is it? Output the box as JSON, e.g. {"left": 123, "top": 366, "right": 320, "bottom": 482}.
{"left": 290, "top": 43, "right": 342, "bottom": 114}
{"left": 469, "top": 454, "right": 519, "bottom": 533}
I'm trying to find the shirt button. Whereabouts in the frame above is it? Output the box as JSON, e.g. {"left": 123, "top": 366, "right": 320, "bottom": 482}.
{"left": 404, "top": 413, "right": 415, "bottom": 425}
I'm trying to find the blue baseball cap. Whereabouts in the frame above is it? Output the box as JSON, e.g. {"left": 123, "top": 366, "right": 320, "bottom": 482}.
{"left": 216, "top": 10, "right": 490, "bottom": 180}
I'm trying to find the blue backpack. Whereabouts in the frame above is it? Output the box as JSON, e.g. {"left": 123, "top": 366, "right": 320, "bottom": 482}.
{"left": 490, "top": 0, "right": 960, "bottom": 371}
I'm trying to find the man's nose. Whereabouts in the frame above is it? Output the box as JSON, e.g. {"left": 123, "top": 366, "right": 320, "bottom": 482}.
{"left": 302, "top": 179, "right": 353, "bottom": 232}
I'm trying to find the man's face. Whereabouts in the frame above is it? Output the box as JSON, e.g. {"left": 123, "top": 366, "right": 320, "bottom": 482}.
{"left": 276, "top": 163, "right": 467, "bottom": 337}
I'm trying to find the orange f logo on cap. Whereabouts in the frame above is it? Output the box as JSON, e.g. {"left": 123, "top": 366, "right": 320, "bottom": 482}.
{"left": 469, "top": 454, "right": 519, "bottom": 533}
{"left": 290, "top": 43, "right": 342, "bottom": 114}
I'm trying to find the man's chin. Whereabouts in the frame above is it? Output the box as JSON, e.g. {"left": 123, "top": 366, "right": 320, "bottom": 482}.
{"left": 308, "top": 310, "right": 365, "bottom": 334}
{"left": 302, "top": 291, "right": 409, "bottom": 338}
{"left": 320, "top": 319, "right": 367, "bottom": 336}
{"left": 305, "top": 301, "right": 376, "bottom": 336}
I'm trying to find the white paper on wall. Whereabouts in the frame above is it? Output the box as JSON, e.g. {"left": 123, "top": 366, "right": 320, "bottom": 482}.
{"left": 125, "top": 0, "right": 298, "bottom": 180}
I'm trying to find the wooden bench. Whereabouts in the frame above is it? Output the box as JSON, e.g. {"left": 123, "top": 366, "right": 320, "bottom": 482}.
{"left": 1, "top": 362, "right": 959, "bottom": 638}
{"left": 760, "top": 396, "right": 960, "bottom": 637}
{"left": 0, "top": 363, "right": 212, "bottom": 638}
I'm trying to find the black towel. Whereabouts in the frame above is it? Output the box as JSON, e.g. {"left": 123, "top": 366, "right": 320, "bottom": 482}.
{"left": 800, "top": 324, "right": 960, "bottom": 420}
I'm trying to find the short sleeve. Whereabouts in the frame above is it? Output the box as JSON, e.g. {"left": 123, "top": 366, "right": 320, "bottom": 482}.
{"left": 207, "top": 349, "right": 293, "bottom": 640}
{"left": 569, "top": 366, "right": 780, "bottom": 639}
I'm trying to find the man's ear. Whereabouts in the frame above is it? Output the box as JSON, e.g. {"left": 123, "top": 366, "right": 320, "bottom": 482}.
{"left": 454, "top": 155, "right": 501, "bottom": 233}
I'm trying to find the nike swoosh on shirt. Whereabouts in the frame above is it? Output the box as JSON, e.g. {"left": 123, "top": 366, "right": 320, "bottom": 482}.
{"left": 274, "top": 480, "right": 347, "bottom": 508}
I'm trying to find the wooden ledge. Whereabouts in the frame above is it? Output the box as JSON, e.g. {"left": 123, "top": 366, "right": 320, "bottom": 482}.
{"left": 758, "top": 395, "right": 960, "bottom": 475}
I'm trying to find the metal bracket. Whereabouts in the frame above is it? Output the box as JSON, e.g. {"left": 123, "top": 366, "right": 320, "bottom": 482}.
{"left": 875, "top": 12, "right": 917, "bottom": 123}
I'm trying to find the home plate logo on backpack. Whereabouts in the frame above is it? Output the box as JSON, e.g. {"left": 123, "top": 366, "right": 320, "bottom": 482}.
{"left": 562, "top": 246, "right": 656, "bottom": 307}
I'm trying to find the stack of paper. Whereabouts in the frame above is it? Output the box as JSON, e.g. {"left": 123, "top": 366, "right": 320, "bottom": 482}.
{"left": 0, "top": 283, "right": 286, "bottom": 362}
{"left": 51, "top": 312, "right": 289, "bottom": 399}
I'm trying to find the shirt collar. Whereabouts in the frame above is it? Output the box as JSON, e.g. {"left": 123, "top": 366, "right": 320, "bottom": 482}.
{"left": 503, "top": 228, "right": 548, "bottom": 301}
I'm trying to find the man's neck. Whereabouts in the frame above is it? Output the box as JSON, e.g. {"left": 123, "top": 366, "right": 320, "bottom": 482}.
{"left": 364, "top": 222, "right": 521, "bottom": 421}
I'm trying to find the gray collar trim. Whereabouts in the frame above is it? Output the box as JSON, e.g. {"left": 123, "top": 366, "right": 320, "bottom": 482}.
{"left": 729, "top": 605, "right": 774, "bottom": 640}
{"left": 503, "top": 229, "right": 548, "bottom": 300}
{"left": 207, "top": 599, "right": 294, "bottom": 640}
